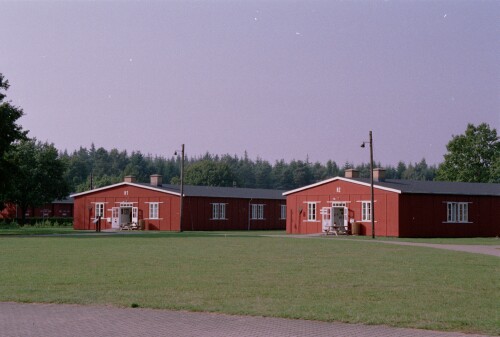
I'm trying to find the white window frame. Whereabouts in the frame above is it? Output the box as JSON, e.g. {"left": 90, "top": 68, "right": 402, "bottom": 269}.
{"left": 445, "top": 202, "right": 470, "bottom": 223}
{"left": 280, "top": 204, "right": 286, "bottom": 220}
{"left": 211, "top": 203, "right": 227, "bottom": 220}
{"left": 307, "top": 202, "right": 317, "bottom": 221}
{"left": 149, "top": 202, "right": 159, "bottom": 219}
{"left": 95, "top": 203, "right": 105, "bottom": 218}
{"left": 251, "top": 204, "right": 265, "bottom": 220}
{"left": 361, "top": 201, "right": 371, "bottom": 222}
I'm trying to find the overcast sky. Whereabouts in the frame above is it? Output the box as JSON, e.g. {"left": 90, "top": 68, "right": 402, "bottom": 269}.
{"left": 1, "top": 0, "right": 498, "bottom": 166}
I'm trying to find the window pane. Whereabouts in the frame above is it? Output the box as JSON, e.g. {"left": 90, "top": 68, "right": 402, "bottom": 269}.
{"left": 221, "top": 204, "right": 226, "bottom": 219}
{"left": 96, "top": 203, "right": 104, "bottom": 217}
{"left": 212, "top": 204, "right": 218, "bottom": 219}
{"left": 281, "top": 205, "right": 286, "bottom": 219}
{"left": 308, "top": 203, "right": 316, "bottom": 221}
{"left": 212, "top": 203, "right": 225, "bottom": 220}
{"left": 361, "top": 202, "right": 371, "bottom": 221}
{"left": 149, "top": 203, "right": 159, "bottom": 219}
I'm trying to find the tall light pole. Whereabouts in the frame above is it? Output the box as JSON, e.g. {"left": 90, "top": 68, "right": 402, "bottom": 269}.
{"left": 175, "top": 144, "right": 185, "bottom": 232}
{"left": 361, "top": 131, "right": 375, "bottom": 239}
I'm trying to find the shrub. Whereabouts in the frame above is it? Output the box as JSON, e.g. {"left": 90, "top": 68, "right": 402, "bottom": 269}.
{"left": 21, "top": 218, "right": 73, "bottom": 227}
{"left": 0, "top": 221, "right": 20, "bottom": 229}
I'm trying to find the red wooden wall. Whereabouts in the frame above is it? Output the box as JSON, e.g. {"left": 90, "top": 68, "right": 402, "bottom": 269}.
{"left": 73, "top": 184, "right": 286, "bottom": 231}
{"left": 285, "top": 179, "right": 399, "bottom": 236}
{"left": 398, "top": 194, "right": 500, "bottom": 237}
{"left": 183, "top": 197, "right": 285, "bottom": 231}
{"left": 0, "top": 202, "right": 73, "bottom": 220}
{"left": 73, "top": 185, "right": 180, "bottom": 231}
{"left": 286, "top": 178, "right": 500, "bottom": 237}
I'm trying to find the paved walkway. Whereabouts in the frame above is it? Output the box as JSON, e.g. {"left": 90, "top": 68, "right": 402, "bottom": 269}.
{"left": 277, "top": 234, "right": 500, "bottom": 257}
{"left": 0, "top": 302, "right": 492, "bottom": 337}
{"left": 357, "top": 240, "right": 500, "bottom": 257}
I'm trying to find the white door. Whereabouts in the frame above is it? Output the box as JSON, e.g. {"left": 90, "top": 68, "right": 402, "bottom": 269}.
{"left": 320, "top": 207, "right": 332, "bottom": 231}
{"left": 343, "top": 206, "right": 349, "bottom": 229}
{"left": 132, "top": 207, "right": 138, "bottom": 223}
{"left": 111, "top": 207, "right": 120, "bottom": 229}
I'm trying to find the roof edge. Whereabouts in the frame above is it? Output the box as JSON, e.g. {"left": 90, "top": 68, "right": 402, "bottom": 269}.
{"left": 283, "top": 177, "right": 338, "bottom": 195}
{"left": 283, "top": 176, "right": 402, "bottom": 196}
{"left": 70, "top": 182, "right": 181, "bottom": 198}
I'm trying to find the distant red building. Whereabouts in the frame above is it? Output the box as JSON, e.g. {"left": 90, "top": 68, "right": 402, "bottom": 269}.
{"left": 284, "top": 169, "right": 500, "bottom": 238}
{"left": 71, "top": 175, "right": 286, "bottom": 231}
{"left": 0, "top": 198, "right": 73, "bottom": 221}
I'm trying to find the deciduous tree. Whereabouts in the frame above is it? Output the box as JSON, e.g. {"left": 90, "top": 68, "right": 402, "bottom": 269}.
{"left": 184, "top": 160, "right": 235, "bottom": 187}
{"left": 3, "top": 139, "right": 69, "bottom": 224}
{"left": 0, "top": 73, "right": 28, "bottom": 193}
{"left": 436, "top": 123, "right": 499, "bottom": 183}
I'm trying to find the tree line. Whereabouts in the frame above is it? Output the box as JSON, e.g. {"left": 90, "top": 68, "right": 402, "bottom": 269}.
{"left": 60, "top": 147, "right": 440, "bottom": 193}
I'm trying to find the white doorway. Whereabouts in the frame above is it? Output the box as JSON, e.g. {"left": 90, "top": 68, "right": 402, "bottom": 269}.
{"left": 332, "top": 206, "right": 348, "bottom": 231}
{"left": 111, "top": 203, "right": 138, "bottom": 229}
{"left": 120, "top": 207, "right": 132, "bottom": 225}
{"left": 111, "top": 207, "right": 119, "bottom": 229}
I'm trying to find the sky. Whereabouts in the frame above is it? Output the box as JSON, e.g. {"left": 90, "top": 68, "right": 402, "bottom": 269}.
{"left": 1, "top": 0, "right": 498, "bottom": 167}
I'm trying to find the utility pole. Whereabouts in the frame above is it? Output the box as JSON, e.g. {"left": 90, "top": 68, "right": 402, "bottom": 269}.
{"left": 179, "top": 144, "right": 185, "bottom": 232}
{"left": 361, "top": 131, "right": 375, "bottom": 239}
{"left": 369, "top": 131, "right": 375, "bottom": 239}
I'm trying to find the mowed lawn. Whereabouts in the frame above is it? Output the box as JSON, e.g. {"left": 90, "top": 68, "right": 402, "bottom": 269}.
{"left": 0, "top": 233, "right": 498, "bottom": 335}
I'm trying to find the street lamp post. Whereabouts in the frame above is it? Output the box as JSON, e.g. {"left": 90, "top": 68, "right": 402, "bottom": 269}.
{"left": 175, "top": 144, "right": 185, "bottom": 232}
{"left": 361, "top": 131, "right": 375, "bottom": 239}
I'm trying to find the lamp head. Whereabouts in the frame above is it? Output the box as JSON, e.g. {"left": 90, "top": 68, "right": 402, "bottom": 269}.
{"left": 360, "top": 143, "right": 365, "bottom": 148}
{"left": 174, "top": 151, "right": 178, "bottom": 156}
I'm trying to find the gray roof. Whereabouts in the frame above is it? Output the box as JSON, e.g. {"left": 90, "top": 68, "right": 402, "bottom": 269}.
{"left": 349, "top": 178, "right": 500, "bottom": 196}
{"left": 52, "top": 196, "right": 74, "bottom": 204}
{"left": 137, "top": 183, "right": 286, "bottom": 200}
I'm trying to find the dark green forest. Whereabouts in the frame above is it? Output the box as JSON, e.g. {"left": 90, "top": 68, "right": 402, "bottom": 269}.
{"left": 61, "top": 144, "right": 438, "bottom": 193}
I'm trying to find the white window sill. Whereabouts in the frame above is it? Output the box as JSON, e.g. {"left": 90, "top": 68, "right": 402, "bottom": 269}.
{"left": 442, "top": 221, "right": 472, "bottom": 224}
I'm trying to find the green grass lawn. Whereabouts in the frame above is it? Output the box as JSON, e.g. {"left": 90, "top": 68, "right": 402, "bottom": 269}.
{"left": 0, "top": 233, "right": 498, "bottom": 335}
{"left": 0, "top": 227, "right": 77, "bottom": 235}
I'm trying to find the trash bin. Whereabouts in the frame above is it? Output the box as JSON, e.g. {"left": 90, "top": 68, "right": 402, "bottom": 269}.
{"left": 351, "top": 222, "right": 361, "bottom": 235}
{"left": 138, "top": 219, "right": 145, "bottom": 230}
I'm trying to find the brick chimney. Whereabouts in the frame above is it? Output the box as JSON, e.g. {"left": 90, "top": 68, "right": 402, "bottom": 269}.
{"left": 373, "top": 168, "right": 386, "bottom": 182}
{"left": 124, "top": 175, "right": 136, "bottom": 183}
{"left": 150, "top": 174, "right": 163, "bottom": 187}
{"left": 344, "top": 169, "right": 359, "bottom": 178}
